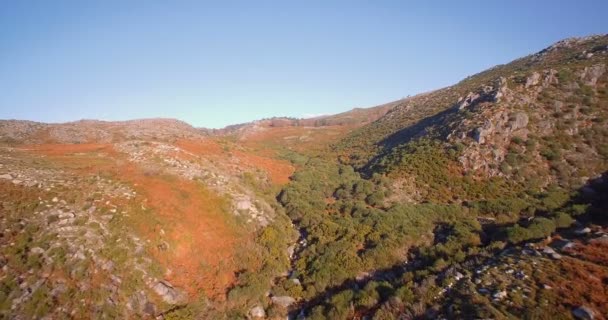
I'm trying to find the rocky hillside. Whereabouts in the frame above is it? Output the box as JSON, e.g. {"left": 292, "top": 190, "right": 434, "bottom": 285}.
{"left": 0, "top": 118, "right": 203, "bottom": 144}
{"left": 342, "top": 36, "right": 607, "bottom": 157}
{"left": 275, "top": 35, "right": 608, "bottom": 320}
{"left": 0, "top": 34, "right": 607, "bottom": 320}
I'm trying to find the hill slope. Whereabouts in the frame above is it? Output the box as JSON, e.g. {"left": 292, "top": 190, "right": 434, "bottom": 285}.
{"left": 0, "top": 35, "right": 607, "bottom": 319}
{"left": 277, "top": 34, "right": 608, "bottom": 319}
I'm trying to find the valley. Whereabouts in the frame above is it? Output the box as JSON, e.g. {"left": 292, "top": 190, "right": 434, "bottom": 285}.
{"left": 1, "top": 34, "right": 608, "bottom": 319}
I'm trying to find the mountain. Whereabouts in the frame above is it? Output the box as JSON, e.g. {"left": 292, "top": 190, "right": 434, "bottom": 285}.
{"left": 0, "top": 118, "right": 203, "bottom": 144}
{"left": 0, "top": 35, "right": 607, "bottom": 319}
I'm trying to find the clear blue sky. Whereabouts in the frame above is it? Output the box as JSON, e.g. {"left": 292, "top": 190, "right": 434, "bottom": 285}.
{"left": 1, "top": 1, "right": 607, "bottom": 128}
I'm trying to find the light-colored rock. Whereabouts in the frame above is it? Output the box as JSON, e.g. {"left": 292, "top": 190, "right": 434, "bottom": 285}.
{"left": 543, "top": 69, "right": 559, "bottom": 87}
{"left": 30, "top": 247, "right": 45, "bottom": 254}
{"left": 236, "top": 199, "right": 252, "bottom": 211}
{"left": 456, "top": 92, "right": 481, "bottom": 110}
{"left": 152, "top": 281, "right": 187, "bottom": 305}
{"left": 509, "top": 112, "right": 529, "bottom": 130}
{"left": 493, "top": 290, "right": 507, "bottom": 300}
{"left": 580, "top": 64, "right": 606, "bottom": 86}
{"left": 473, "top": 120, "right": 494, "bottom": 144}
{"left": 542, "top": 247, "right": 556, "bottom": 255}
{"left": 249, "top": 305, "right": 266, "bottom": 318}
{"left": 575, "top": 227, "right": 591, "bottom": 235}
{"left": 271, "top": 295, "right": 296, "bottom": 308}
{"left": 0, "top": 174, "right": 12, "bottom": 180}
{"left": 525, "top": 72, "right": 541, "bottom": 88}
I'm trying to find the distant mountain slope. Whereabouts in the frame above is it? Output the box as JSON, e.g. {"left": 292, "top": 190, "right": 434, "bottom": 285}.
{"left": 0, "top": 118, "right": 202, "bottom": 144}
{"left": 212, "top": 103, "right": 394, "bottom": 137}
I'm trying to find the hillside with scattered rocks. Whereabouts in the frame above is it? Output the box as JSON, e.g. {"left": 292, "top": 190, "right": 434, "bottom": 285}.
{"left": 1, "top": 35, "right": 607, "bottom": 319}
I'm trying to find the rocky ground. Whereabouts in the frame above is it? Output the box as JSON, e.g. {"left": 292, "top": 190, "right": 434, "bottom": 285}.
{"left": 0, "top": 138, "right": 296, "bottom": 319}
{"left": 0, "top": 146, "right": 181, "bottom": 318}
{"left": 438, "top": 225, "right": 608, "bottom": 319}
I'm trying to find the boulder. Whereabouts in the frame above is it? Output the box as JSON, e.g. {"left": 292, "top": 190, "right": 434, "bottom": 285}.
{"left": 236, "top": 199, "right": 252, "bottom": 211}
{"left": 271, "top": 295, "right": 296, "bottom": 308}
{"left": 152, "top": 281, "right": 187, "bottom": 305}
{"left": 30, "top": 247, "right": 45, "bottom": 255}
{"left": 493, "top": 290, "right": 507, "bottom": 300}
{"left": 509, "top": 112, "right": 529, "bottom": 131}
{"left": 542, "top": 69, "right": 559, "bottom": 87}
{"left": 525, "top": 72, "right": 541, "bottom": 88}
{"left": 0, "top": 174, "right": 12, "bottom": 180}
{"left": 572, "top": 306, "right": 595, "bottom": 320}
{"left": 473, "top": 120, "right": 494, "bottom": 144}
{"left": 575, "top": 227, "right": 591, "bottom": 235}
{"left": 542, "top": 247, "right": 556, "bottom": 255}
{"left": 494, "top": 77, "right": 508, "bottom": 102}
{"left": 456, "top": 92, "right": 481, "bottom": 110}
{"left": 580, "top": 64, "right": 606, "bottom": 86}
{"left": 249, "top": 305, "right": 266, "bottom": 318}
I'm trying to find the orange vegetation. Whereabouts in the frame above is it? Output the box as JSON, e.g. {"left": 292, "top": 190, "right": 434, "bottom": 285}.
{"left": 118, "top": 163, "right": 242, "bottom": 299}
{"left": 19, "top": 143, "right": 246, "bottom": 300}
{"left": 231, "top": 149, "right": 294, "bottom": 185}
{"left": 569, "top": 239, "right": 608, "bottom": 266}
{"left": 240, "top": 125, "right": 355, "bottom": 154}
{"left": 547, "top": 257, "right": 608, "bottom": 318}
{"left": 176, "top": 138, "right": 295, "bottom": 185}
{"left": 175, "top": 138, "right": 225, "bottom": 156}
{"left": 19, "top": 143, "right": 116, "bottom": 156}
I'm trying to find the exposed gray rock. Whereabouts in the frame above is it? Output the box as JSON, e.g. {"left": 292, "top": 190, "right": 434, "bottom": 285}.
{"left": 249, "top": 305, "right": 266, "bottom": 318}
{"left": 287, "top": 245, "right": 295, "bottom": 259}
{"left": 494, "top": 77, "right": 508, "bottom": 102}
{"left": 542, "top": 247, "right": 556, "bottom": 255}
{"left": 525, "top": 72, "right": 541, "bottom": 88}
{"left": 271, "top": 295, "right": 296, "bottom": 308}
{"left": 575, "top": 227, "right": 592, "bottom": 235}
{"left": 152, "top": 281, "right": 187, "bottom": 305}
{"left": 457, "top": 92, "right": 481, "bottom": 110}
{"left": 509, "top": 112, "right": 529, "bottom": 130}
{"left": 493, "top": 290, "right": 507, "bottom": 300}
{"left": 473, "top": 120, "right": 494, "bottom": 144}
{"left": 236, "top": 199, "right": 252, "bottom": 211}
{"left": 29, "top": 247, "right": 45, "bottom": 255}
{"left": 543, "top": 69, "right": 559, "bottom": 87}
{"left": 572, "top": 306, "right": 595, "bottom": 320}
{"left": 580, "top": 64, "right": 606, "bottom": 86}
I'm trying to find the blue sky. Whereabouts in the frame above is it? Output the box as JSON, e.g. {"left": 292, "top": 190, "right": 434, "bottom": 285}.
{"left": 1, "top": 1, "right": 607, "bottom": 128}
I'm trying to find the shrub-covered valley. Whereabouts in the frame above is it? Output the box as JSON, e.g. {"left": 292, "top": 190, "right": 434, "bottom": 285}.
{"left": 1, "top": 35, "right": 608, "bottom": 319}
